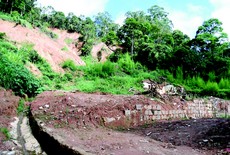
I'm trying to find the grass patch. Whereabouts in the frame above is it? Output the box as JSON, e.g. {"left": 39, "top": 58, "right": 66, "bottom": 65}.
{"left": 61, "top": 46, "right": 68, "bottom": 51}
{"left": 17, "top": 99, "right": 25, "bottom": 113}
{"left": 0, "top": 128, "right": 11, "bottom": 140}
{"left": 40, "top": 26, "right": 58, "bottom": 39}
{"left": 64, "top": 38, "right": 73, "bottom": 45}
{"left": 61, "top": 59, "right": 77, "bottom": 71}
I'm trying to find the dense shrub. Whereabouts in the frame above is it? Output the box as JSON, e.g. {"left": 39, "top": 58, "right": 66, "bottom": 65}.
{"left": 218, "top": 78, "right": 230, "bottom": 89}
{"left": 201, "top": 81, "right": 219, "bottom": 96}
{"left": 0, "top": 32, "right": 6, "bottom": 39}
{"left": 61, "top": 59, "right": 77, "bottom": 71}
{"left": 0, "top": 55, "right": 41, "bottom": 97}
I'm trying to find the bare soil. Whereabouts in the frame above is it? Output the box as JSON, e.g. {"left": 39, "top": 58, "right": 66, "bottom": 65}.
{"left": 0, "top": 88, "right": 20, "bottom": 150}
{"left": 0, "top": 20, "right": 85, "bottom": 73}
{"left": 30, "top": 91, "right": 230, "bottom": 155}
{"left": 130, "top": 118, "right": 230, "bottom": 153}
{"left": 0, "top": 20, "right": 114, "bottom": 74}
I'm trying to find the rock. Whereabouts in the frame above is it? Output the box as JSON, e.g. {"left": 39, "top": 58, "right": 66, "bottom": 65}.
{"left": 146, "top": 132, "right": 152, "bottom": 136}
{"left": 136, "top": 104, "right": 142, "bottom": 110}
{"left": 104, "top": 117, "right": 116, "bottom": 123}
{"left": 125, "top": 110, "right": 131, "bottom": 116}
{"left": 44, "top": 104, "right": 50, "bottom": 108}
{"left": 39, "top": 106, "right": 43, "bottom": 110}
{"left": 139, "top": 139, "right": 149, "bottom": 143}
{"left": 1, "top": 151, "right": 8, "bottom": 154}
{"left": 6, "top": 151, "right": 16, "bottom": 155}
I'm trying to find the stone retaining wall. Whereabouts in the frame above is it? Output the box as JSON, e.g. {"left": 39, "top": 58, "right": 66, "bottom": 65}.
{"left": 104, "top": 97, "right": 230, "bottom": 128}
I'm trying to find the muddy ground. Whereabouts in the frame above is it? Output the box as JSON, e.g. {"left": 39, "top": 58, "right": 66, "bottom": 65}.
{"left": 130, "top": 118, "right": 230, "bottom": 153}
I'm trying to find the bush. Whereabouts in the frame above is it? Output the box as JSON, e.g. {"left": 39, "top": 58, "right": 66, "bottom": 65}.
{"left": 0, "top": 32, "right": 6, "bottom": 40}
{"left": 17, "top": 99, "right": 25, "bottom": 113}
{"left": 18, "top": 19, "right": 33, "bottom": 29}
{"left": 219, "top": 78, "right": 230, "bottom": 89}
{"left": 186, "top": 76, "right": 205, "bottom": 89}
{"left": 117, "top": 53, "right": 137, "bottom": 75}
{"left": 63, "top": 73, "right": 73, "bottom": 81}
{"left": 0, "top": 12, "right": 14, "bottom": 21}
{"left": 101, "top": 61, "right": 117, "bottom": 77}
{"left": 81, "top": 40, "right": 93, "bottom": 56}
{"left": 0, "top": 55, "right": 41, "bottom": 97}
{"left": 61, "top": 59, "right": 77, "bottom": 71}
{"left": 175, "top": 67, "right": 183, "bottom": 82}
{"left": 202, "top": 81, "right": 219, "bottom": 96}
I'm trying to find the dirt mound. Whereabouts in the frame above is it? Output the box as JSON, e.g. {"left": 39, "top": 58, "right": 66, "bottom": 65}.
{"left": 0, "top": 20, "right": 85, "bottom": 72}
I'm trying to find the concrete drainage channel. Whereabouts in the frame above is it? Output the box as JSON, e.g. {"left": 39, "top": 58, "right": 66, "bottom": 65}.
{"left": 3, "top": 114, "right": 45, "bottom": 155}
{"left": 28, "top": 110, "right": 83, "bottom": 155}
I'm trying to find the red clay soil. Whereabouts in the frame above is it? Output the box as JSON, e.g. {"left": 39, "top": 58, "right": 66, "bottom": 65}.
{"left": 0, "top": 20, "right": 114, "bottom": 74}
{"left": 29, "top": 91, "right": 229, "bottom": 155}
{"left": 0, "top": 20, "right": 85, "bottom": 73}
{"left": 0, "top": 88, "right": 20, "bottom": 150}
{"left": 91, "top": 42, "right": 113, "bottom": 62}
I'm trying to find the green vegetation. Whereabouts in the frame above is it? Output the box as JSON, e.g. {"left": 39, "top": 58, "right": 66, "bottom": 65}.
{"left": 0, "top": 56, "right": 41, "bottom": 97}
{"left": 0, "top": 1, "right": 229, "bottom": 99}
{"left": 40, "top": 26, "right": 58, "bottom": 39}
{"left": 17, "top": 99, "right": 25, "bottom": 113}
{"left": 61, "top": 46, "right": 69, "bottom": 51}
{"left": 73, "top": 54, "right": 157, "bottom": 94}
{"left": 0, "top": 127, "right": 11, "bottom": 140}
{"left": 0, "top": 39, "right": 41, "bottom": 97}
{"left": 61, "top": 59, "right": 77, "bottom": 72}
{"left": 64, "top": 38, "right": 73, "bottom": 45}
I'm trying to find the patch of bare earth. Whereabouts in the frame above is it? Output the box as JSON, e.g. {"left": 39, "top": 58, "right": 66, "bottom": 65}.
{"left": 91, "top": 43, "right": 113, "bottom": 62}
{"left": 0, "top": 20, "right": 85, "bottom": 73}
{"left": 29, "top": 91, "right": 229, "bottom": 155}
{"left": 0, "top": 88, "right": 20, "bottom": 150}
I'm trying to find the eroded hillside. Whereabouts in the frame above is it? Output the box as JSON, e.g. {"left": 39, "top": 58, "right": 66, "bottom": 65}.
{"left": 0, "top": 20, "right": 113, "bottom": 74}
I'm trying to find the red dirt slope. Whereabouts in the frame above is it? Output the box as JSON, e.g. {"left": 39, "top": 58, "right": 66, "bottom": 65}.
{"left": 0, "top": 20, "right": 85, "bottom": 72}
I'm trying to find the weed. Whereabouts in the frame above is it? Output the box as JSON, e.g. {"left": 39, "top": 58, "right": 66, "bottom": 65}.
{"left": 217, "top": 113, "right": 230, "bottom": 119}
{"left": 61, "top": 59, "right": 77, "bottom": 71}
{"left": 40, "top": 26, "right": 58, "bottom": 39}
{"left": 17, "top": 99, "right": 25, "bottom": 114}
{"left": 64, "top": 38, "right": 73, "bottom": 45}
{"left": 0, "top": 128, "right": 11, "bottom": 140}
{"left": 61, "top": 46, "right": 68, "bottom": 51}
{"left": 0, "top": 32, "right": 6, "bottom": 40}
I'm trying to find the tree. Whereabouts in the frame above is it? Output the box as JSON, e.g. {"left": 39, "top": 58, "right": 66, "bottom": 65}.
{"left": 66, "top": 12, "right": 82, "bottom": 32}
{"left": 0, "top": 0, "right": 37, "bottom": 16}
{"left": 191, "top": 18, "right": 229, "bottom": 79}
{"left": 94, "top": 12, "right": 118, "bottom": 37}
{"left": 49, "top": 11, "right": 66, "bottom": 29}
{"left": 79, "top": 17, "right": 96, "bottom": 56}
{"left": 118, "top": 5, "right": 174, "bottom": 69}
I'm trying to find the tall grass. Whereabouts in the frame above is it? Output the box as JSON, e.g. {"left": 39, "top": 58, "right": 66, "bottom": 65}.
{"left": 72, "top": 55, "right": 159, "bottom": 94}
{"left": 61, "top": 59, "right": 77, "bottom": 72}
